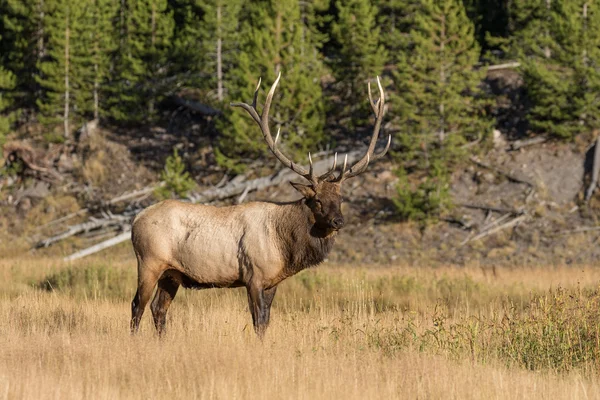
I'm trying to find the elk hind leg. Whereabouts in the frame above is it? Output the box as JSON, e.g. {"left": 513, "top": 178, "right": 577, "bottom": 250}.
{"left": 151, "top": 275, "right": 180, "bottom": 337}
{"left": 130, "top": 262, "right": 161, "bottom": 334}
{"left": 246, "top": 284, "right": 278, "bottom": 338}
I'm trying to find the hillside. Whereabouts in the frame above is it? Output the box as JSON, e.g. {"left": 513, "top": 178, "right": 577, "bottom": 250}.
{"left": 1, "top": 119, "right": 598, "bottom": 266}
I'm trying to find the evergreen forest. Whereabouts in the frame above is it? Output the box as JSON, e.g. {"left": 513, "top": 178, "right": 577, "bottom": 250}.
{"left": 1, "top": 0, "right": 599, "bottom": 220}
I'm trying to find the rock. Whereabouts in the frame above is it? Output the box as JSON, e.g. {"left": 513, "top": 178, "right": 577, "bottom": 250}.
{"left": 493, "top": 129, "right": 506, "bottom": 148}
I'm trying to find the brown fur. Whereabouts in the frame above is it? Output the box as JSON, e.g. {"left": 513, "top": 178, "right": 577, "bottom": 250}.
{"left": 130, "top": 181, "right": 344, "bottom": 337}
{"left": 131, "top": 74, "right": 387, "bottom": 338}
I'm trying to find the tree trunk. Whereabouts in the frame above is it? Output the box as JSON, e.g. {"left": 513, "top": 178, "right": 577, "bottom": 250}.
{"left": 148, "top": 1, "right": 156, "bottom": 117}
{"left": 64, "top": 10, "right": 70, "bottom": 138}
{"left": 439, "top": 15, "right": 446, "bottom": 144}
{"left": 544, "top": 0, "right": 551, "bottom": 59}
{"left": 216, "top": 4, "right": 223, "bottom": 102}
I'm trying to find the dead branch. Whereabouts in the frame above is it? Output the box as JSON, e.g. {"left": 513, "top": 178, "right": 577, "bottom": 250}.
{"left": 35, "top": 214, "right": 131, "bottom": 248}
{"left": 107, "top": 183, "right": 164, "bottom": 205}
{"left": 459, "top": 203, "right": 523, "bottom": 215}
{"left": 36, "top": 209, "right": 89, "bottom": 230}
{"left": 487, "top": 62, "right": 521, "bottom": 72}
{"left": 470, "top": 156, "right": 535, "bottom": 188}
{"left": 478, "top": 213, "right": 513, "bottom": 233}
{"left": 586, "top": 136, "right": 600, "bottom": 202}
{"left": 556, "top": 226, "right": 600, "bottom": 236}
{"left": 441, "top": 217, "right": 473, "bottom": 230}
{"left": 508, "top": 136, "right": 547, "bottom": 151}
{"left": 461, "top": 214, "right": 527, "bottom": 245}
{"left": 187, "top": 150, "right": 363, "bottom": 203}
{"left": 64, "top": 231, "right": 131, "bottom": 262}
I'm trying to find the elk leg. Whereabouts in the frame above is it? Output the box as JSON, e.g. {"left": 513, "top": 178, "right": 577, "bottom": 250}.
{"left": 262, "top": 286, "right": 278, "bottom": 327}
{"left": 130, "top": 269, "right": 160, "bottom": 334}
{"left": 246, "top": 284, "right": 277, "bottom": 338}
{"left": 151, "top": 276, "right": 180, "bottom": 337}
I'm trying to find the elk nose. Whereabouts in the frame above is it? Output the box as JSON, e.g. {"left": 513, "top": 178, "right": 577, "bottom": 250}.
{"left": 330, "top": 217, "right": 345, "bottom": 230}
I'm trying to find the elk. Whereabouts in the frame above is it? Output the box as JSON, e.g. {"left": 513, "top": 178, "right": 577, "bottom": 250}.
{"left": 130, "top": 72, "right": 390, "bottom": 337}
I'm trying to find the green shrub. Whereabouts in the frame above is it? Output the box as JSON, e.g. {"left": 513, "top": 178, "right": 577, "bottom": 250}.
{"left": 393, "top": 164, "right": 452, "bottom": 223}
{"left": 367, "top": 286, "right": 600, "bottom": 374}
{"left": 155, "top": 148, "right": 196, "bottom": 199}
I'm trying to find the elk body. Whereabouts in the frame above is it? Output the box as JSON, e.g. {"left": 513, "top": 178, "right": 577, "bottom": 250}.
{"left": 130, "top": 73, "right": 390, "bottom": 337}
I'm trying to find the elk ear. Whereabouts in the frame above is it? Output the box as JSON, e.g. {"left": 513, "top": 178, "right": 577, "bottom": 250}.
{"left": 290, "top": 182, "right": 316, "bottom": 198}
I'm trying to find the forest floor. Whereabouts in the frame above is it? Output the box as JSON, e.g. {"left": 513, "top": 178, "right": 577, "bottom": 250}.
{"left": 1, "top": 122, "right": 600, "bottom": 266}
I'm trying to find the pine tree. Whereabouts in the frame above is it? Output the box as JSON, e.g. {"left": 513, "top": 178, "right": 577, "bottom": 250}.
{"left": 198, "top": 0, "right": 243, "bottom": 102}
{"left": 35, "top": 0, "right": 79, "bottom": 138}
{"left": 1, "top": 0, "right": 47, "bottom": 112}
{"left": 329, "top": 0, "right": 387, "bottom": 130}
{"left": 509, "top": 0, "right": 600, "bottom": 139}
{"left": 216, "top": 0, "right": 326, "bottom": 172}
{"left": 169, "top": 0, "right": 205, "bottom": 87}
{"left": 378, "top": 0, "right": 416, "bottom": 65}
{"left": 570, "top": 1, "right": 600, "bottom": 133}
{"left": 462, "top": 0, "right": 510, "bottom": 54}
{"left": 0, "top": 66, "right": 16, "bottom": 146}
{"left": 71, "top": 0, "right": 116, "bottom": 121}
{"left": 110, "top": 0, "right": 174, "bottom": 123}
{"left": 392, "top": 0, "right": 490, "bottom": 218}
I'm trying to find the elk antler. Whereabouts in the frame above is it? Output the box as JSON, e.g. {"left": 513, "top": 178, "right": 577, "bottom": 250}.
{"left": 231, "top": 74, "right": 389, "bottom": 186}
{"left": 231, "top": 72, "right": 327, "bottom": 186}
{"left": 333, "top": 76, "right": 391, "bottom": 182}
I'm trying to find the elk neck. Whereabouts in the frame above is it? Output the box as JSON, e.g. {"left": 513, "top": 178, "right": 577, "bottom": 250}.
{"left": 274, "top": 200, "right": 337, "bottom": 275}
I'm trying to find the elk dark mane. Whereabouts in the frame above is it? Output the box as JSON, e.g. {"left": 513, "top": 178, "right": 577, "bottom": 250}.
{"left": 275, "top": 201, "right": 337, "bottom": 276}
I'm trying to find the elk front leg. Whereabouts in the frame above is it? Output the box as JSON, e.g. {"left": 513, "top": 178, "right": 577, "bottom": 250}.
{"left": 246, "top": 284, "right": 278, "bottom": 338}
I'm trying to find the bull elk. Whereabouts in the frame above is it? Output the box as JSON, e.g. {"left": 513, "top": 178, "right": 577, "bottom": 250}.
{"left": 130, "top": 72, "right": 390, "bottom": 337}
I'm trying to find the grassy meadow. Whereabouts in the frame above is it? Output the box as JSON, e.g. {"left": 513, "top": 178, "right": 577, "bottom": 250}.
{"left": 2, "top": 254, "right": 600, "bottom": 399}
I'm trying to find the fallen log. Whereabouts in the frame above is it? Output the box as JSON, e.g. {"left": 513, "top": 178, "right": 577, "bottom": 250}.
{"left": 64, "top": 231, "right": 132, "bottom": 262}
{"left": 187, "top": 150, "right": 362, "bottom": 203}
{"left": 461, "top": 214, "right": 528, "bottom": 246}
{"left": 36, "top": 214, "right": 131, "bottom": 248}
{"left": 509, "top": 136, "right": 547, "bottom": 151}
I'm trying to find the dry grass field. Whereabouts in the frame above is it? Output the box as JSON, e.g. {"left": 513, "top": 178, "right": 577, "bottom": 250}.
{"left": 2, "top": 254, "right": 600, "bottom": 399}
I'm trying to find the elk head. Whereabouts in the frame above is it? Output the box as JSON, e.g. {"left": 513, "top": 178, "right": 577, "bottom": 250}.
{"left": 231, "top": 73, "right": 390, "bottom": 234}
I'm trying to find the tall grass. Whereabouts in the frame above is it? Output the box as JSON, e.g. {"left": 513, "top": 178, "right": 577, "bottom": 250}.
{"left": 2, "top": 256, "right": 600, "bottom": 399}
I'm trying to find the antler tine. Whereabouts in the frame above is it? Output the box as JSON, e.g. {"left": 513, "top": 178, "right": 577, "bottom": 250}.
{"left": 318, "top": 152, "right": 338, "bottom": 180}
{"left": 251, "top": 77, "right": 262, "bottom": 108}
{"left": 232, "top": 72, "right": 316, "bottom": 181}
{"left": 332, "top": 154, "right": 348, "bottom": 182}
{"left": 367, "top": 81, "right": 380, "bottom": 117}
{"left": 342, "top": 76, "right": 390, "bottom": 181}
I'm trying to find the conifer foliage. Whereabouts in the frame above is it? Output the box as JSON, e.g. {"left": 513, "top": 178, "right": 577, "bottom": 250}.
{"left": 3, "top": 0, "right": 600, "bottom": 221}
{"left": 215, "top": 0, "right": 326, "bottom": 172}
{"left": 0, "top": 66, "right": 15, "bottom": 144}
{"left": 392, "top": 0, "right": 490, "bottom": 219}
{"left": 393, "top": 0, "right": 489, "bottom": 167}
{"left": 330, "top": 0, "right": 387, "bottom": 130}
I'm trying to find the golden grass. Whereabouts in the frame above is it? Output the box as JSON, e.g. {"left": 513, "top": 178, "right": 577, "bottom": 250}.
{"left": 2, "top": 255, "right": 600, "bottom": 399}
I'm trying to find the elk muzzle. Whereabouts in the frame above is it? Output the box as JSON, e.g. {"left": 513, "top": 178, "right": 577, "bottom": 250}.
{"left": 329, "top": 216, "right": 345, "bottom": 230}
